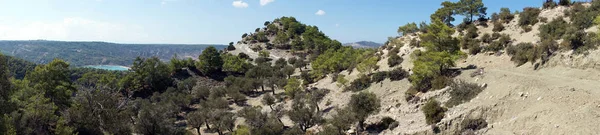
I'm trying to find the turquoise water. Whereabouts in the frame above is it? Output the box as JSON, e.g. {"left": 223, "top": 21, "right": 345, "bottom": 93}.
{"left": 84, "top": 65, "right": 130, "bottom": 71}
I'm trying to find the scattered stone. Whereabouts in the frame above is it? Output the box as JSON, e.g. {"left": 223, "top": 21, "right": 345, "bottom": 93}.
{"left": 519, "top": 92, "right": 524, "bottom": 97}
{"left": 555, "top": 125, "right": 559, "bottom": 128}
{"left": 537, "top": 97, "right": 542, "bottom": 101}
{"left": 481, "top": 83, "right": 487, "bottom": 88}
{"left": 570, "top": 88, "right": 576, "bottom": 92}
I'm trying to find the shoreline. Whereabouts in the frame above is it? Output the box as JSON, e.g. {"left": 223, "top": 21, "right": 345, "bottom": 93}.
{"left": 83, "top": 65, "right": 131, "bottom": 70}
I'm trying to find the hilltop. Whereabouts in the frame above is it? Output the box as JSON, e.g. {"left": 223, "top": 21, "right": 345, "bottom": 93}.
{"left": 343, "top": 41, "right": 383, "bottom": 48}
{"left": 0, "top": 40, "right": 226, "bottom": 66}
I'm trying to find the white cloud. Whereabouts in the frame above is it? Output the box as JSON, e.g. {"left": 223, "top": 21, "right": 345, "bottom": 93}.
{"left": 315, "top": 10, "right": 326, "bottom": 16}
{"left": 232, "top": 1, "right": 249, "bottom": 8}
{"left": 260, "top": 0, "right": 274, "bottom": 6}
{"left": 0, "top": 17, "right": 149, "bottom": 43}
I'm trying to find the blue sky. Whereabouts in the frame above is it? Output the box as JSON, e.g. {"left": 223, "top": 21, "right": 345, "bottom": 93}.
{"left": 0, "top": 0, "right": 542, "bottom": 44}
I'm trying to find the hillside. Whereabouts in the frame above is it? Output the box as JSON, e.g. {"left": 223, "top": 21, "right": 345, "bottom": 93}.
{"left": 343, "top": 41, "right": 383, "bottom": 48}
{"left": 0, "top": 40, "right": 226, "bottom": 66}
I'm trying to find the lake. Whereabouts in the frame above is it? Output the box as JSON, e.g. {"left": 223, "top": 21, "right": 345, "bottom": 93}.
{"left": 84, "top": 65, "right": 130, "bottom": 71}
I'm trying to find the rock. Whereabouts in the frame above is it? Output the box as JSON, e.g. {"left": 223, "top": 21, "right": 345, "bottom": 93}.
{"left": 519, "top": 92, "right": 524, "bottom": 97}
{"left": 537, "top": 97, "right": 542, "bottom": 101}
{"left": 481, "top": 83, "right": 487, "bottom": 88}
{"left": 555, "top": 124, "right": 560, "bottom": 128}
{"left": 347, "top": 129, "right": 355, "bottom": 134}
{"left": 570, "top": 88, "right": 576, "bottom": 91}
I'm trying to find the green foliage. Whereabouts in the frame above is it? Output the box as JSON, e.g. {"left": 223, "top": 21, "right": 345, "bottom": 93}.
{"left": 543, "top": 0, "right": 558, "bottom": 9}
{"left": 539, "top": 17, "right": 568, "bottom": 39}
{"left": 233, "top": 125, "right": 251, "bottom": 135}
{"left": 311, "top": 47, "right": 364, "bottom": 77}
{"left": 559, "top": 0, "right": 571, "bottom": 6}
{"left": 335, "top": 74, "right": 349, "bottom": 88}
{"left": 349, "top": 92, "right": 381, "bottom": 132}
{"left": 519, "top": 7, "right": 541, "bottom": 26}
{"left": 67, "top": 89, "right": 132, "bottom": 135}
{"left": 345, "top": 74, "right": 371, "bottom": 92}
{"left": 431, "top": 76, "right": 452, "bottom": 90}
{"left": 507, "top": 43, "right": 538, "bottom": 66}
{"left": 371, "top": 71, "right": 388, "bottom": 83}
{"left": 120, "top": 57, "right": 172, "bottom": 98}
{"left": 498, "top": 8, "right": 514, "bottom": 23}
{"left": 388, "top": 68, "right": 409, "bottom": 81}
{"left": 431, "top": 1, "right": 457, "bottom": 26}
{"left": 422, "top": 100, "right": 447, "bottom": 125}
{"left": 460, "top": 118, "right": 488, "bottom": 133}
{"left": 357, "top": 54, "right": 379, "bottom": 74}
{"left": 197, "top": 46, "right": 223, "bottom": 75}
{"left": 456, "top": 0, "right": 487, "bottom": 23}
{"left": 328, "top": 108, "right": 356, "bottom": 135}
{"left": 284, "top": 78, "right": 302, "bottom": 98}
{"left": 481, "top": 33, "right": 492, "bottom": 43}
{"left": 562, "top": 30, "right": 599, "bottom": 54}
{"left": 410, "top": 51, "right": 459, "bottom": 92}
{"left": 409, "top": 38, "right": 420, "bottom": 47}
{"left": 388, "top": 54, "right": 403, "bottom": 67}
{"left": 420, "top": 19, "right": 460, "bottom": 53}
{"left": 1, "top": 55, "right": 36, "bottom": 79}
{"left": 492, "top": 21, "right": 504, "bottom": 32}
{"left": 288, "top": 93, "right": 323, "bottom": 132}
{"left": 445, "top": 80, "right": 485, "bottom": 107}
{"left": 26, "top": 59, "right": 75, "bottom": 109}
{"left": 222, "top": 53, "right": 251, "bottom": 74}
{"left": 397, "top": 22, "right": 419, "bottom": 36}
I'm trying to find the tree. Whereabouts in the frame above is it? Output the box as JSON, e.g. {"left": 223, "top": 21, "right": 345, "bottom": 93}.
{"left": 288, "top": 94, "right": 323, "bottom": 132}
{"left": 420, "top": 18, "right": 460, "bottom": 54}
{"left": 120, "top": 57, "right": 172, "bottom": 98}
{"left": 274, "top": 58, "right": 287, "bottom": 69}
{"left": 328, "top": 107, "right": 356, "bottom": 135}
{"left": 457, "top": 0, "right": 487, "bottom": 23}
{"left": 67, "top": 89, "right": 132, "bottom": 135}
{"left": 222, "top": 53, "right": 250, "bottom": 74}
{"left": 259, "top": 50, "right": 270, "bottom": 58}
{"left": 357, "top": 56, "right": 378, "bottom": 74}
{"left": 187, "top": 111, "right": 207, "bottom": 135}
{"left": 262, "top": 94, "right": 276, "bottom": 110}
{"left": 134, "top": 100, "right": 183, "bottom": 135}
{"left": 282, "top": 65, "right": 295, "bottom": 78}
{"left": 559, "top": 0, "right": 570, "bottom": 6}
{"left": 422, "top": 100, "right": 447, "bottom": 125}
{"left": 284, "top": 78, "right": 302, "bottom": 98}
{"left": 209, "top": 110, "right": 235, "bottom": 135}
{"left": 349, "top": 92, "right": 381, "bottom": 133}
{"left": 431, "top": 1, "right": 457, "bottom": 26}
{"left": 0, "top": 53, "right": 14, "bottom": 115}
{"left": 227, "top": 42, "right": 236, "bottom": 51}
{"left": 388, "top": 54, "right": 403, "bottom": 67}
{"left": 197, "top": 46, "right": 223, "bottom": 75}
{"left": 26, "top": 58, "right": 75, "bottom": 109}
{"left": 397, "top": 22, "right": 419, "bottom": 36}
{"left": 308, "top": 88, "right": 329, "bottom": 112}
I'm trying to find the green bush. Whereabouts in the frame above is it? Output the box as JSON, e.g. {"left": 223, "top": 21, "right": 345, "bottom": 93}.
{"left": 481, "top": 33, "right": 492, "bottom": 44}
{"left": 492, "top": 21, "right": 504, "bottom": 32}
{"left": 499, "top": 8, "right": 514, "bottom": 23}
{"left": 559, "top": 0, "right": 571, "bottom": 6}
{"left": 345, "top": 74, "right": 372, "bottom": 92}
{"left": 521, "top": 25, "right": 533, "bottom": 32}
{"left": 519, "top": 7, "right": 541, "bottom": 26}
{"left": 543, "top": 0, "right": 557, "bottom": 9}
{"left": 491, "top": 32, "right": 501, "bottom": 40}
{"left": 371, "top": 71, "right": 388, "bottom": 83}
{"left": 464, "top": 25, "right": 479, "bottom": 39}
{"left": 460, "top": 118, "right": 488, "bottom": 133}
{"left": 409, "top": 39, "right": 420, "bottom": 47}
{"left": 491, "top": 13, "right": 499, "bottom": 22}
{"left": 431, "top": 76, "right": 452, "bottom": 90}
{"left": 507, "top": 43, "right": 537, "bottom": 66}
{"left": 388, "top": 68, "right": 409, "bottom": 81}
{"left": 445, "top": 80, "right": 484, "bottom": 107}
{"left": 388, "top": 47, "right": 400, "bottom": 57}
{"left": 404, "top": 87, "right": 419, "bottom": 102}
{"left": 539, "top": 17, "right": 568, "bottom": 39}
{"left": 422, "top": 100, "right": 447, "bottom": 125}
{"left": 388, "top": 54, "right": 403, "bottom": 67}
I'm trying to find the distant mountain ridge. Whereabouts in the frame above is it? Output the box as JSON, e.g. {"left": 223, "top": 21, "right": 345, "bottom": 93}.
{"left": 343, "top": 41, "right": 383, "bottom": 48}
{"left": 0, "top": 40, "right": 226, "bottom": 66}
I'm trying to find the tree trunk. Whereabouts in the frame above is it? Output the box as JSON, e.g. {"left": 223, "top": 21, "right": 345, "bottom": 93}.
{"left": 357, "top": 120, "right": 365, "bottom": 134}
{"left": 271, "top": 86, "right": 276, "bottom": 95}
{"left": 269, "top": 105, "right": 274, "bottom": 110}
{"left": 205, "top": 122, "right": 211, "bottom": 130}
{"left": 196, "top": 127, "right": 201, "bottom": 135}
{"left": 261, "top": 85, "right": 265, "bottom": 92}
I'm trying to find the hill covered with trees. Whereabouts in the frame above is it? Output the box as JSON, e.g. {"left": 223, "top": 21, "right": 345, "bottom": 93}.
{"left": 0, "top": 40, "right": 226, "bottom": 67}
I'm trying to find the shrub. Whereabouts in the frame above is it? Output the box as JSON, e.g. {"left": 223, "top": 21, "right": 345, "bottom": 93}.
{"left": 431, "top": 76, "right": 451, "bottom": 90}
{"left": 460, "top": 118, "right": 488, "bottom": 133}
{"left": 464, "top": 25, "right": 478, "bottom": 39}
{"left": 507, "top": 43, "right": 537, "bottom": 66}
{"left": 409, "top": 39, "right": 420, "bottom": 47}
{"left": 499, "top": 8, "right": 514, "bottom": 23}
{"left": 345, "top": 74, "right": 372, "bottom": 92}
{"left": 422, "top": 100, "right": 447, "bottom": 125}
{"left": 541, "top": 17, "right": 549, "bottom": 23}
{"left": 521, "top": 25, "right": 532, "bottom": 32}
{"left": 371, "top": 71, "right": 388, "bottom": 83}
{"left": 227, "top": 44, "right": 236, "bottom": 51}
{"left": 404, "top": 87, "right": 419, "bottom": 102}
{"left": 388, "top": 47, "right": 400, "bottom": 57}
{"left": 388, "top": 68, "right": 409, "bottom": 81}
{"left": 492, "top": 21, "right": 504, "bottom": 32}
{"left": 519, "top": 7, "right": 541, "bottom": 26}
{"left": 539, "top": 17, "right": 568, "bottom": 39}
{"left": 365, "top": 117, "right": 397, "bottom": 132}
{"left": 491, "top": 13, "right": 499, "bottom": 22}
{"left": 538, "top": 38, "right": 559, "bottom": 63}
{"left": 543, "top": 0, "right": 557, "bottom": 9}
{"left": 559, "top": 0, "right": 571, "bottom": 6}
{"left": 445, "top": 80, "right": 485, "bottom": 107}
{"left": 389, "top": 122, "right": 399, "bottom": 130}
{"left": 481, "top": 33, "right": 492, "bottom": 44}
{"left": 388, "top": 54, "right": 403, "bottom": 67}
{"left": 491, "top": 32, "right": 501, "bottom": 40}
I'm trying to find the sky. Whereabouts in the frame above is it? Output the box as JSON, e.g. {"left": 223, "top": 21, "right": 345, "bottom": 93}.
{"left": 0, "top": 0, "right": 543, "bottom": 44}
